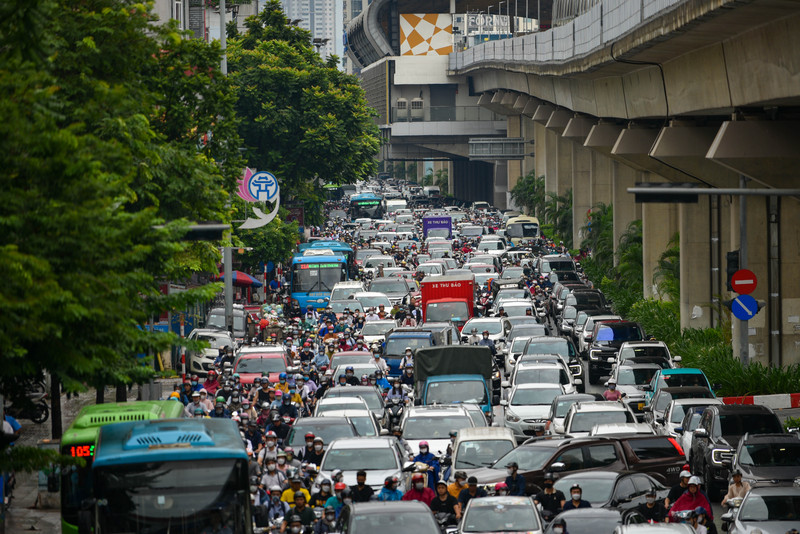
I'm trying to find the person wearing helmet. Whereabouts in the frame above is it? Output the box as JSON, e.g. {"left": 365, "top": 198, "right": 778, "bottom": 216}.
{"left": 350, "top": 469, "right": 375, "bottom": 502}
{"left": 534, "top": 472, "right": 565, "bottom": 515}
{"left": 694, "top": 506, "right": 714, "bottom": 534}
{"left": 280, "top": 512, "right": 304, "bottom": 534}
{"left": 255, "top": 378, "right": 272, "bottom": 405}
{"left": 377, "top": 476, "right": 403, "bottom": 502}
{"left": 299, "top": 432, "right": 316, "bottom": 461}
{"left": 413, "top": 441, "right": 441, "bottom": 491}
{"left": 722, "top": 469, "right": 750, "bottom": 507}
{"left": 670, "top": 476, "right": 713, "bottom": 523}
{"left": 324, "top": 482, "right": 348, "bottom": 515}
{"left": 210, "top": 400, "right": 230, "bottom": 419}
{"left": 198, "top": 389, "right": 214, "bottom": 412}
{"left": 274, "top": 372, "right": 290, "bottom": 395}
{"left": 371, "top": 348, "right": 389, "bottom": 374}
{"left": 299, "top": 342, "right": 314, "bottom": 363}
{"left": 603, "top": 378, "right": 623, "bottom": 401}
{"left": 244, "top": 421, "right": 263, "bottom": 453}
{"left": 467, "top": 328, "right": 480, "bottom": 346}
{"left": 477, "top": 330, "right": 497, "bottom": 356}
{"left": 314, "top": 505, "right": 337, "bottom": 534}
{"left": 402, "top": 473, "right": 435, "bottom": 506}
{"left": 184, "top": 391, "right": 207, "bottom": 418}
{"left": 360, "top": 373, "right": 370, "bottom": 386}
{"left": 494, "top": 482, "right": 510, "bottom": 496}
{"left": 353, "top": 338, "right": 368, "bottom": 352}
{"left": 336, "top": 374, "right": 350, "bottom": 388}
{"left": 637, "top": 487, "right": 667, "bottom": 522}
{"left": 278, "top": 390, "right": 299, "bottom": 419}
{"left": 386, "top": 378, "right": 407, "bottom": 402}
{"left": 310, "top": 478, "right": 333, "bottom": 508}
{"left": 373, "top": 369, "right": 391, "bottom": 391}
{"left": 665, "top": 470, "right": 693, "bottom": 508}
{"left": 431, "top": 478, "right": 462, "bottom": 520}
{"left": 261, "top": 457, "right": 287, "bottom": 493}
{"left": 505, "top": 461, "right": 526, "bottom": 496}
{"left": 303, "top": 437, "right": 324, "bottom": 466}
{"left": 180, "top": 381, "right": 194, "bottom": 405}
{"left": 551, "top": 518, "right": 569, "bottom": 534}
{"left": 563, "top": 483, "right": 591, "bottom": 510}
{"left": 202, "top": 369, "right": 220, "bottom": 395}
{"left": 191, "top": 406, "right": 207, "bottom": 418}
{"left": 343, "top": 365, "right": 360, "bottom": 386}
{"left": 266, "top": 412, "right": 290, "bottom": 442}
{"left": 448, "top": 471, "right": 468, "bottom": 499}
{"left": 400, "top": 347, "right": 414, "bottom": 370}
{"left": 281, "top": 477, "right": 312, "bottom": 508}
{"left": 400, "top": 363, "right": 415, "bottom": 387}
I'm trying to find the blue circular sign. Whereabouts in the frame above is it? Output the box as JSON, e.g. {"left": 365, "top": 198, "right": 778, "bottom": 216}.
{"left": 731, "top": 294, "right": 758, "bottom": 321}
{"left": 248, "top": 171, "right": 279, "bottom": 202}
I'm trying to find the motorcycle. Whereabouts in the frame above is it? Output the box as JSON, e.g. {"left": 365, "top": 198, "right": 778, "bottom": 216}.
{"left": 385, "top": 397, "right": 405, "bottom": 428}
{"left": 434, "top": 512, "right": 459, "bottom": 534}
{"left": 5, "top": 392, "right": 49, "bottom": 424}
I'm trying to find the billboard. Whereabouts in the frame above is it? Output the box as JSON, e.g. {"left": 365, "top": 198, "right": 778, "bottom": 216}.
{"left": 400, "top": 14, "right": 453, "bottom": 56}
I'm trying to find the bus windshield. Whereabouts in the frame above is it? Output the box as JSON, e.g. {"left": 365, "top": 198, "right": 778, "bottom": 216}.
{"left": 95, "top": 459, "right": 249, "bottom": 534}
{"left": 292, "top": 263, "right": 346, "bottom": 293}
{"left": 506, "top": 222, "right": 539, "bottom": 238}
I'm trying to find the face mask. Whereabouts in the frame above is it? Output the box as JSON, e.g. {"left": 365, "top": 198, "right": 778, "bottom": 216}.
{"left": 420, "top": 447, "right": 428, "bottom": 454}
{"left": 415, "top": 482, "right": 424, "bottom": 491}
{"left": 272, "top": 495, "right": 280, "bottom": 502}
{"left": 346, "top": 372, "right": 353, "bottom": 377}
{"left": 315, "top": 444, "right": 323, "bottom": 451}
{"left": 279, "top": 379, "right": 286, "bottom": 384}
{"left": 571, "top": 493, "right": 581, "bottom": 500}
{"left": 266, "top": 441, "right": 276, "bottom": 448}
{"left": 250, "top": 485, "right": 258, "bottom": 493}
{"left": 406, "top": 352, "right": 412, "bottom": 357}
{"left": 373, "top": 353, "right": 379, "bottom": 358}
{"left": 322, "top": 484, "right": 331, "bottom": 492}
{"left": 406, "top": 369, "right": 412, "bottom": 375}
{"left": 646, "top": 496, "right": 655, "bottom": 504}
{"left": 554, "top": 528, "right": 563, "bottom": 534}
{"left": 544, "top": 481, "right": 553, "bottom": 488}
{"left": 609, "top": 384, "right": 616, "bottom": 390}
{"left": 697, "top": 515, "right": 704, "bottom": 523}
{"left": 343, "top": 498, "right": 352, "bottom": 505}
{"left": 291, "top": 526, "right": 301, "bottom": 534}
{"left": 191, "top": 381, "right": 198, "bottom": 386}
{"left": 267, "top": 463, "right": 276, "bottom": 471}
{"left": 506, "top": 468, "right": 513, "bottom": 476}
{"left": 278, "top": 458, "right": 286, "bottom": 465}
{"left": 283, "top": 397, "right": 291, "bottom": 404}
{"left": 326, "top": 513, "right": 335, "bottom": 521}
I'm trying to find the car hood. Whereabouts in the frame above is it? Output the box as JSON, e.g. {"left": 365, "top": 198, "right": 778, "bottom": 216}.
{"left": 617, "top": 385, "right": 646, "bottom": 398}
{"left": 318, "top": 468, "right": 402, "bottom": 493}
{"left": 508, "top": 405, "right": 551, "bottom": 420}
{"left": 467, "top": 467, "right": 509, "bottom": 485}
{"left": 363, "top": 334, "right": 387, "bottom": 344}
{"left": 739, "top": 464, "right": 800, "bottom": 482}
{"left": 238, "top": 371, "right": 280, "bottom": 385}
{"left": 737, "top": 521, "right": 799, "bottom": 534}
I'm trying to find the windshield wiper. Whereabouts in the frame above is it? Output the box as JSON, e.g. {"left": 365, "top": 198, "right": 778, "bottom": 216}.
{"left": 456, "top": 460, "right": 482, "bottom": 468}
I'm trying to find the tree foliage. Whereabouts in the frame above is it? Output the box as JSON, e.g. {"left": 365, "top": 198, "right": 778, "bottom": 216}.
{"left": 510, "top": 172, "right": 546, "bottom": 216}
{"left": 654, "top": 232, "right": 680, "bottom": 301}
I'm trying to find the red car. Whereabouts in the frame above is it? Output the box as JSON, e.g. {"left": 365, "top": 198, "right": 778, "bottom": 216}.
{"left": 233, "top": 346, "right": 293, "bottom": 385}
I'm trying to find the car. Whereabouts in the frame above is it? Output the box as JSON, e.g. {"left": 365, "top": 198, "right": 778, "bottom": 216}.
{"left": 553, "top": 471, "right": 668, "bottom": 510}
{"left": 285, "top": 416, "right": 358, "bottom": 449}
{"left": 495, "top": 288, "right": 532, "bottom": 305}
{"left": 232, "top": 346, "right": 293, "bottom": 385}
{"left": 353, "top": 291, "right": 392, "bottom": 312}
{"left": 501, "top": 383, "right": 565, "bottom": 439}
{"left": 336, "top": 501, "right": 441, "bottom": 534}
{"left": 652, "top": 397, "right": 724, "bottom": 437}
{"left": 607, "top": 363, "right": 663, "bottom": 421}
{"left": 588, "top": 321, "right": 646, "bottom": 385}
{"left": 360, "top": 319, "right": 398, "bottom": 345}
{"left": 729, "top": 432, "right": 800, "bottom": 487}
{"left": 504, "top": 336, "right": 533, "bottom": 369}
{"left": 673, "top": 400, "right": 726, "bottom": 461}
{"left": 643, "top": 368, "right": 715, "bottom": 404}
{"left": 326, "top": 351, "right": 376, "bottom": 376}
{"left": 470, "top": 434, "right": 685, "bottom": 492}
{"left": 329, "top": 281, "right": 366, "bottom": 301}
{"left": 643, "top": 387, "right": 717, "bottom": 430}
{"left": 589, "top": 423, "right": 657, "bottom": 436}
{"left": 506, "top": 361, "right": 581, "bottom": 395}
{"left": 314, "top": 396, "right": 372, "bottom": 417}
{"left": 462, "top": 317, "right": 512, "bottom": 345}
{"left": 320, "top": 385, "right": 386, "bottom": 427}
{"left": 400, "top": 405, "right": 475, "bottom": 455}
{"left": 316, "top": 437, "right": 412, "bottom": 493}
{"left": 535, "top": 254, "right": 577, "bottom": 276}
{"left": 613, "top": 524, "right": 694, "bottom": 534}
{"left": 720, "top": 485, "right": 800, "bottom": 534}
{"left": 354, "top": 249, "right": 380, "bottom": 267}
{"left": 615, "top": 341, "right": 681, "bottom": 368}
{"left": 417, "top": 261, "right": 446, "bottom": 278}
{"left": 465, "top": 263, "right": 497, "bottom": 275}
{"left": 460, "top": 496, "right": 544, "bottom": 534}
{"left": 447, "top": 427, "right": 517, "bottom": 481}
{"left": 562, "top": 401, "right": 638, "bottom": 438}
{"left": 516, "top": 336, "right": 584, "bottom": 390}
{"left": 368, "top": 277, "right": 414, "bottom": 305}
{"left": 206, "top": 304, "right": 250, "bottom": 345}
{"left": 328, "top": 299, "right": 365, "bottom": 318}
{"left": 689, "top": 404, "right": 784, "bottom": 499}
{"left": 546, "top": 393, "right": 600, "bottom": 435}
{"left": 185, "top": 328, "right": 234, "bottom": 377}
{"left": 475, "top": 239, "right": 509, "bottom": 256}
{"left": 543, "top": 506, "right": 647, "bottom": 534}
{"left": 362, "top": 256, "right": 397, "bottom": 276}
{"left": 319, "top": 409, "right": 381, "bottom": 438}
{"left": 462, "top": 403, "right": 490, "bottom": 427}
{"left": 577, "top": 315, "right": 622, "bottom": 358}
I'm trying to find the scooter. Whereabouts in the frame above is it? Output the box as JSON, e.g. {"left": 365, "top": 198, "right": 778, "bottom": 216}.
{"left": 5, "top": 392, "right": 49, "bottom": 424}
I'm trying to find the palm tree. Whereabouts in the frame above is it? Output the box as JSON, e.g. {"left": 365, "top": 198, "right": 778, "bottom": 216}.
{"left": 581, "top": 203, "right": 614, "bottom": 273}
{"left": 654, "top": 233, "right": 680, "bottom": 301}
{"left": 617, "top": 220, "right": 643, "bottom": 295}
{"left": 509, "top": 172, "right": 546, "bottom": 216}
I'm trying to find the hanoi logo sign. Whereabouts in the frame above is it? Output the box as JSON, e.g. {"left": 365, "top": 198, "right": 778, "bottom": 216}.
{"left": 236, "top": 167, "right": 281, "bottom": 229}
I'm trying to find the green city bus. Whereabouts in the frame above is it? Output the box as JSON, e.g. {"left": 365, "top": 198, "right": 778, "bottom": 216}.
{"left": 60, "top": 400, "right": 185, "bottom": 534}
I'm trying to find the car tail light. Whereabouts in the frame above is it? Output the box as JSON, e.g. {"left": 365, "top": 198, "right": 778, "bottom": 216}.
{"left": 668, "top": 437, "right": 685, "bottom": 457}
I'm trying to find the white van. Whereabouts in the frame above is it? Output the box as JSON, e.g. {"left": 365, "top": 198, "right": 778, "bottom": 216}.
{"left": 423, "top": 186, "right": 441, "bottom": 197}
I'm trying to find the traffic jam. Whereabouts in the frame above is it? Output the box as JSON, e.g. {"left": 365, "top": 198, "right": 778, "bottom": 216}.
{"left": 180, "top": 180, "right": 799, "bottom": 534}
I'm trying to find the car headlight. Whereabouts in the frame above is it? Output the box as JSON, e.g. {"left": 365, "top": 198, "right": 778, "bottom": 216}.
{"left": 711, "top": 448, "right": 733, "bottom": 465}
{"left": 506, "top": 411, "right": 520, "bottom": 423}
{"left": 590, "top": 350, "right": 601, "bottom": 361}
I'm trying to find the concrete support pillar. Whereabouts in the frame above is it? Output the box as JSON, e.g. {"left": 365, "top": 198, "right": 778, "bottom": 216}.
{"left": 534, "top": 121, "right": 548, "bottom": 186}
{"left": 642, "top": 202, "right": 678, "bottom": 299}
{"left": 611, "top": 162, "right": 642, "bottom": 262}
{"left": 507, "top": 115, "right": 523, "bottom": 209}
{"left": 522, "top": 116, "right": 535, "bottom": 181}
{"left": 779, "top": 197, "right": 800, "bottom": 366}
{"left": 556, "top": 136, "right": 572, "bottom": 197}
{"left": 545, "top": 128, "right": 559, "bottom": 194}
{"left": 679, "top": 199, "right": 712, "bottom": 329}
{"left": 591, "top": 151, "right": 613, "bottom": 207}
{"left": 572, "top": 142, "right": 592, "bottom": 248}
{"left": 494, "top": 161, "right": 508, "bottom": 209}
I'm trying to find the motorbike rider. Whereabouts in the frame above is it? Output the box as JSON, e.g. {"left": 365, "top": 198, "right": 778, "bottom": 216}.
{"left": 562, "top": 483, "right": 591, "bottom": 510}
{"left": 313, "top": 346, "right": 330, "bottom": 368}
{"left": 278, "top": 392, "right": 299, "bottom": 419}
{"left": 467, "top": 328, "right": 480, "bottom": 346}
{"left": 303, "top": 437, "right": 325, "bottom": 466}
{"left": 686, "top": 510, "right": 706, "bottom": 534}
{"left": 386, "top": 379, "right": 407, "bottom": 402}
{"left": 551, "top": 518, "right": 569, "bottom": 534}
{"left": 371, "top": 346, "right": 389, "bottom": 374}
{"left": 310, "top": 479, "right": 333, "bottom": 507}
{"left": 413, "top": 441, "right": 441, "bottom": 490}
{"left": 343, "top": 366, "right": 360, "bottom": 386}
{"left": 267, "top": 413, "right": 291, "bottom": 443}
{"left": 258, "top": 431, "right": 280, "bottom": 464}
{"left": 314, "top": 506, "right": 337, "bottom": 534}
{"left": 281, "top": 477, "right": 311, "bottom": 507}
{"left": 264, "top": 485, "right": 291, "bottom": 520}
{"left": 391, "top": 426, "right": 414, "bottom": 459}
{"left": 402, "top": 473, "right": 435, "bottom": 506}
{"left": 180, "top": 381, "right": 194, "bottom": 405}
{"left": 202, "top": 370, "right": 221, "bottom": 395}
{"left": 377, "top": 476, "right": 403, "bottom": 501}
{"left": 504, "top": 461, "right": 526, "bottom": 496}
{"left": 534, "top": 472, "right": 565, "bottom": 516}
{"left": 210, "top": 400, "right": 230, "bottom": 419}
{"left": 430, "top": 479, "right": 461, "bottom": 520}
{"left": 637, "top": 488, "right": 667, "bottom": 522}
{"left": 665, "top": 470, "right": 693, "bottom": 508}
{"left": 275, "top": 372, "right": 291, "bottom": 395}
{"left": 722, "top": 469, "right": 750, "bottom": 507}
{"left": 198, "top": 390, "right": 214, "bottom": 412}
{"left": 457, "top": 476, "right": 487, "bottom": 508}
{"left": 255, "top": 379, "right": 272, "bottom": 405}
{"left": 670, "top": 477, "right": 713, "bottom": 523}
{"left": 324, "top": 483, "right": 350, "bottom": 516}
{"left": 400, "top": 364, "right": 415, "bottom": 387}
{"left": 350, "top": 470, "right": 375, "bottom": 502}
{"left": 448, "top": 471, "right": 468, "bottom": 499}
{"left": 184, "top": 391, "right": 207, "bottom": 417}
{"left": 284, "top": 448, "right": 302, "bottom": 469}
{"left": 695, "top": 506, "right": 716, "bottom": 534}
{"left": 399, "top": 347, "right": 414, "bottom": 369}
{"left": 603, "top": 379, "right": 623, "bottom": 401}
{"left": 261, "top": 456, "right": 287, "bottom": 489}
{"left": 373, "top": 370, "right": 391, "bottom": 391}
{"left": 477, "top": 330, "right": 497, "bottom": 357}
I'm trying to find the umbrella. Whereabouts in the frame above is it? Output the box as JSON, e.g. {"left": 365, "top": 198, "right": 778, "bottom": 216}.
{"left": 215, "top": 271, "right": 263, "bottom": 288}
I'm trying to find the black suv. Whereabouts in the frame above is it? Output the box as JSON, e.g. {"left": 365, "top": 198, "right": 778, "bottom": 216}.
{"left": 729, "top": 432, "right": 800, "bottom": 486}
{"left": 689, "top": 404, "right": 784, "bottom": 498}
{"left": 588, "top": 321, "right": 645, "bottom": 384}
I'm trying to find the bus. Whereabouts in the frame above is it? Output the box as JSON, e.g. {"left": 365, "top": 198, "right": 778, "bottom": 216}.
{"left": 349, "top": 193, "right": 384, "bottom": 219}
{"left": 60, "top": 401, "right": 186, "bottom": 534}
{"left": 504, "top": 215, "right": 541, "bottom": 245}
{"left": 80, "top": 418, "right": 251, "bottom": 534}
{"left": 289, "top": 253, "right": 348, "bottom": 313}
{"left": 307, "top": 240, "right": 354, "bottom": 269}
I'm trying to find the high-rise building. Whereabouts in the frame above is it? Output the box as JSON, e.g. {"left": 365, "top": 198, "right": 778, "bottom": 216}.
{"left": 282, "top": 0, "right": 344, "bottom": 68}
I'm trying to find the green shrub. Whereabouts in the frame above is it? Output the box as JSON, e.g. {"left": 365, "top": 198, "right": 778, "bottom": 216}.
{"left": 784, "top": 417, "right": 800, "bottom": 431}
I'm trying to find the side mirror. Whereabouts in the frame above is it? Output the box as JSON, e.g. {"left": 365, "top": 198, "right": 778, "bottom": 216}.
{"left": 673, "top": 356, "right": 682, "bottom": 362}
{"left": 674, "top": 427, "right": 684, "bottom": 434}
{"left": 574, "top": 379, "right": 583, "bottom": 385}
{"left": 694, "top": 428, "right": 709, "bottom": 438}
{"left": 656, "top": 418, "right": 664, "bottom": 425}
{"left": 379, "top": 428, "right": 390, "bottom": 436}
{"left": 501, "top": 381, "right": 511, "bottom": 388}
{"left": 499, "top": 399, "right": 508, "bottom": 406}
{"left": 549, "top": 462, "right": 566, "bottom": 473}
{"left": 402, "top": 461, "right": 416, "bottom": 471}
{"left": 721, "top": 512, "right": 733, "bottom": 523}
{"left": 642, "top": 385, "right": 652, "bottom": 392}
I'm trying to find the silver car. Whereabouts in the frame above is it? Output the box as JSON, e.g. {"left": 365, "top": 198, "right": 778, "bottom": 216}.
{"left": 501, "top": 383, "right": 564, "bottom": 439}
{"left": 722, "top": 486, "right": 800, "bottom": 534}
{"left": 314, "top": 437, "right": 410, "bottom": 493}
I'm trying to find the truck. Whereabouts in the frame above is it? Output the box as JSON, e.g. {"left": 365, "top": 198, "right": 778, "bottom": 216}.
{"left": 414, "top": 346, "right": 499, "bottom": 421}
{"left": 422, "top": 215, "right": 452, "bottom": 239}
{"left": 420, "top": 274, "right": 475, "bottom": 331}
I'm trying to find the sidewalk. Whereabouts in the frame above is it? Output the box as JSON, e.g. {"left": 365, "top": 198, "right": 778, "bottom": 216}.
{"left": 6, "top": 380, "right": 180, "bottom": 533}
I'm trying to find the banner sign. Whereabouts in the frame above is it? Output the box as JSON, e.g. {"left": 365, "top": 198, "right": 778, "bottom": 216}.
{"left": 236, "top": 167, "right": 281, "bottom": 229}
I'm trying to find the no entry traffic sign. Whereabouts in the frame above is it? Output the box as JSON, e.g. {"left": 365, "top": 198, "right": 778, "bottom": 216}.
{"left": 731, "top": 269, "right": 757, "bottom": 295}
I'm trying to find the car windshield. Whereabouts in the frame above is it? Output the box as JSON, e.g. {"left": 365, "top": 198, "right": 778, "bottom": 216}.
{"left": 330, "top": 286, "right": 362, "bottom": 300}
{"left": 554, "top": 477, "right": 614, "bottom": 505}
{"left": 478, "top": 241, "right": 504, "bottom": 251}
{"left": 670, "top": 404, "right": 709, "bottom": 424}
{"left": 596, "top": 324, "right": 643, "bottom": 342}
{"left": 563, "top": 307, "right": 578, "bottom": 320}
{"left": 196, "top": 334, "right": 230, "bottom": 349}
{"left": 572, "top": 293, "right": 604, "bottom": 307}
{"left": 418, "top": 264, "right": 443, "bottom": 274}
{"left": 570, "top": 411, "right": 634, "bottom": 432}
{"left": 738, "top": 494, "right": 800, "bottom": 521}
{"left": 511, "top": 388, "right": 562, "bottom": 406}
{"left": 360, "top": 322, "right": 395, "bottom": 336}
{"left": 461, "top": 227, "right": 483, "bottom": 236}
{"left": 738, "top": 441, "right": 800, "bottom": 466}
{"left": 426, "top": 380, "right": 487, "bottom": 405}
{"left": 497, "top": 289, "right": 527, "bottom": 300}
{"left": 455, "top": 440, "right": 515, "bottom": 469}
{"left": 545, "top": 515, "right": 619, "bottom": 534}
{"left": 501, "top": 268, "right": 524, "bottom": 279}
{"left": 554, "top": 398, "right": 586, "bottom": 418}
{"left": 286, "top": 421, "right": 356, "bottom": 448}
{"left": 329, "top": 300, "right": 364, "bottom": 314}
{"left": 207, "top": 311, "right": 245, "bottom": 333}
{"left": 370, "top": 280, "right": 408, "bottom": 293}
{"left": 356, "top": 249, "right": 380, "bottom": 261}
{"left": 329, "top": 355, "right": 373, "bottom": 369}
{"left": 465, "top": 321, "right": 503, "bottom": 335}
{"left": 718, "top": 414, "right": 784, "bottom": 436}
{"left": 617, "top": 367, "right": 659, "bottom": 386}
{"left": 491, "top": 446, "right": 553, "bottom": 471}
{"left": 351, "top": 510, "right": 439, "bottom": 534}
{"left": 356, "top": 295, "right": 391, "bottom": 309}
{"left": 619, "top": 346, "right": 670, "bottom": 360}
{"left": 661, "top": 373, "right": 708, "bottom": 388}
{"left": 323, "top": 389, "right": 382, "bottom": 411}
{"left": 403, "top": 415, "right": 473, "bottom": 439}
{"left": 468, "top": 265, "right": 495, "bottom": 274}
{"left": 385, "top": 337, "right": 432, "bottom": 356}
{"left": 524, "top": 339, "right": 569, "bottom": 357}
{"left": 463, "top": 502, "right": 539, "bottom": 532}
{"left": 502, "top": 304, "right": 533, "bottom": 317}
{"left": 542, "top": 260, "right": 574, "bottom": 272}
{"left": 348, "top": 415, "right": 377, "bottom": 437}
{"left": 365, "top": 257, "right": 394, "bottom": 268}
{"left": 426, "top": 301, "right": 469, "bottom": 323}
{"left": 511, "top": 338, "right": 532, "bottom": 352}
{"left": 234, "top": 356, "right": 286, "bottom": 374}
{"left": 516, "top": 368, "right": 568, "bottom": 385}
{"left": 321, "top": 447, "right": 397, "bottom": 471}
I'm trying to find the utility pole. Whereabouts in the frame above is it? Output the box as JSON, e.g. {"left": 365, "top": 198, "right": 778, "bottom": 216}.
{"left": 738, "top": 175, "right": 748, "bottom": 366}
{"left": 220, "top": 0, "right": 227, "bottom": 74}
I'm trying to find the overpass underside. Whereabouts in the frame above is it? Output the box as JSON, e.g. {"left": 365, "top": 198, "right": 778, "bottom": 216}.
{"left": 449, "top": 0, "right": 800, "bottom": 365}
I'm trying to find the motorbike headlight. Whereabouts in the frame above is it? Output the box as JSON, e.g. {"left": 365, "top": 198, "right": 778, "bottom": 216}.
{"left": 506, "top": 411, "right": 520, "bottom": 423}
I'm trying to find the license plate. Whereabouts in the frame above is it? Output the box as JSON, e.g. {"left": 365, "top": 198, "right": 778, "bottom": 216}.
{"left": 637, "top": 403, "right": 644, "bottom": 410}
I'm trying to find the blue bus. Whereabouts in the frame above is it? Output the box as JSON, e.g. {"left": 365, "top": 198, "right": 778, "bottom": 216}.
{"left": 349, "top": 193, "right": 384, "bottom": 219}
{"left": 290, "top": 253, "right": 348, "bottom": 313}
{"left": 308, "top": 240, "right": 354, "bottom": 268}
{"left": 84, "top": 418, "right": 251, "bottom": 534}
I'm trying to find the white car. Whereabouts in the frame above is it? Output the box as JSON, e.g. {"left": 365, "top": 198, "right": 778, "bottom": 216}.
{"left": 663, "top": 398, "right": 724, "bottom": 458}
{"left": 416, "top": 262, "right": 445, "bottom": 278}
{"left": 185, "top": 328, "right": 233, "bottom": 377}
{"left": 615, "top": 341, "right": 682, "bottom": 368}
{"left": 362, "top": 256, "right": 397, "bottom": 276}
{"left": 501, "top": 383, "right": 565, "bottom": 439}
{"left": 505, "top": 361, "right": 580, "bottom": 394}
{"left": 329, "top": 281, "right": 366, "bottom": 302}
{"left": 353, "top": 291, "right": 392, "bottom": 313}
{"left": 561, "top": 401, "right": 638, "bottom": 438}
{"left": 589, "top": 423, "right": 656, "bottom": 436}
{"left": 314, "top": 437, "right": 410, "bottom": 493}
{"left": 491, "top": 299, "right": 535, "bottom": 318}
{"left": 448, "top": 427, "right": 517, "bottom": 481}
{"left": 462, "top": 317, "right": 512, "bottom": 345}
{"left": 360, "top": 319, "right": 398, "bottom": 345}
{"left": 400, "top": 405, "right": 475, "bottom": 456}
